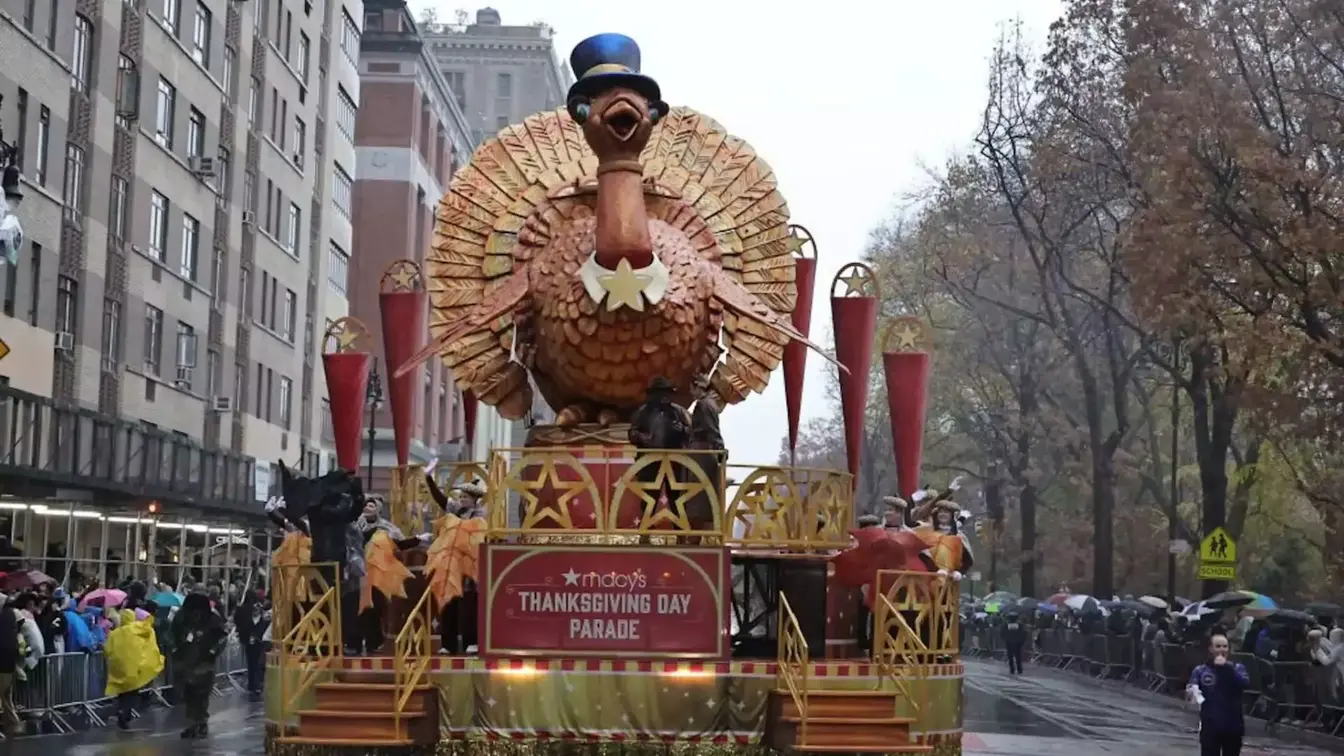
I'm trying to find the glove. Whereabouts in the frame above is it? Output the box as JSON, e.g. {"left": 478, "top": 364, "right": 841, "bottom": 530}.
{"left": 418, "top": 533, "right": 433, "bottom": 544}
{"left": 265, "top": 496, "right": 284, "bottom": 513}
{"left": 951, "top": 571, "right": 964, "bottom": 581}
{"left": 425, "top": 458, "right": 438, "bottom": 476}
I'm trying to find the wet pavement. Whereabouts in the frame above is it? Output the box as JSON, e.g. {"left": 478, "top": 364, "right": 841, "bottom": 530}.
{"left": 3, "top": 662, "right": 1341, "bottom": 755}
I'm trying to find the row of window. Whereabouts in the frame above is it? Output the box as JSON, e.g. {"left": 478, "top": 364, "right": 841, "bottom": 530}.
{"left": 158, "top": 0, "right": 215, "bottom": 69}
{"left": 9, "top": 91, "right": 86, "bottom": 219}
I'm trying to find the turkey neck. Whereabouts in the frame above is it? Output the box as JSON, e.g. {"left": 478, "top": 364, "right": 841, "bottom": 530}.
{"left": 594, "top": 163, "right": 654, "bottom": 270}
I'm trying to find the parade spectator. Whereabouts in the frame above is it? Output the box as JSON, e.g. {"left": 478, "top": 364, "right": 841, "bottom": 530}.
{"left": 233, "top": 590, "right": 269, "bottom": 695}
{"left": 1187, "top": 633, "right": 1249, "bottom": 756}
{"left": 1001, "top": 611, "right": 1027, "bottom": 675}
{"left": 0, "top": 593, "right": 21, "bottom": 736}
{"left": 170, "top": 592, "right": 228, "bottom": 739}
{"left": 104, "top": 608, "right": 165, "bottom": 730}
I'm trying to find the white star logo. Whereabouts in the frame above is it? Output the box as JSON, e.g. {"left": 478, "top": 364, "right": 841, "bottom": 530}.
{"left": 563, "top": 568, "right": 580, "bottom": 585}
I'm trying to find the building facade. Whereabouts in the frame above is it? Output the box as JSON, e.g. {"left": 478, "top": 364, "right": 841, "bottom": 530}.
{"left": 0, "top": 0, "right": 364, "bottom": 582}
{"left": 422, "top": 7, "right": 575, "bottom": 442}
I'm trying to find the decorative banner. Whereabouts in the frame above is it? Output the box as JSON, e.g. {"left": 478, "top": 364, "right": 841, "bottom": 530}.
{"left": 480, "top": 545, "right": 729, "bottom": 658}
{"left": 378, "top": 260, "right": 428, "bottom": 467}
{"left": 830, "top": 262, "right": 880, "bottom": 487}
{"left": 462, "top": 390, "right": 478, "bottom": 452}
{"left": 783, "top": 224, "right": 818, "bottom": 464}
{"left": 322, "top": 317, "right": 373, "bottom": 472}
{"left": 882, "top": 316, "right": 933, "bottom": 498}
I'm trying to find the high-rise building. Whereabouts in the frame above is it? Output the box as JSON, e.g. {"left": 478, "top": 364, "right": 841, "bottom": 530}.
{"left": 0, "top": 0, "right": 364, "bottom": 530}
{"left": 421, "top": 7, "right": 575, "bottom": 440}
{"left": 349, "top": 0, "right": 487, "bottom": 480}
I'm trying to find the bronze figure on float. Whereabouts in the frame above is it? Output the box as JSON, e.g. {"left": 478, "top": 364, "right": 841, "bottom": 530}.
{"left": 398, "top": 33, "right": 839, "bottom": 426}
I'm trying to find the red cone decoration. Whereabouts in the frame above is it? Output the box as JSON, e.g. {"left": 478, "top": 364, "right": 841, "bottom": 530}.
{"left": 881, "top": 317, "right": 932, "bottom": 498}
{"left": 830, "top": 263, "right": 880, "bottom": 486}
{"left": 462, "top": 389, "right": 478, "bottom": 452}
{"left": 782, "top": 225, "right": 818, "bottom": 463}
{"left": 322, "top": 317, "right": 373, "bottom": 471}
{"left": 378, "top": 261, "right": 427, "bottom": 467}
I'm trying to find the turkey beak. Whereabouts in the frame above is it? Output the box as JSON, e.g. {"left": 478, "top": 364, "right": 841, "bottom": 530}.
{"left": 601, "top": 95, "right": 647, "bottom": 143}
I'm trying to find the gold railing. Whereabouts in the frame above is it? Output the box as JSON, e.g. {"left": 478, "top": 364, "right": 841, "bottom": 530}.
{"left": 393, "top": 589, "right": 434, "bottom": 733}
{"left": 777, "top": 593, "right": 810, "bottom": 745}
{"left": 274, "top": 563, "right": 342, "bottom": 723}
{"left": 479, "top": 448, "right": 853, "bottom": 549}
{"left": 873, "top": 593, "right": 923, "bottom": 714}
{"left": 873, "top": 569, "right": 961, "bottom": 662}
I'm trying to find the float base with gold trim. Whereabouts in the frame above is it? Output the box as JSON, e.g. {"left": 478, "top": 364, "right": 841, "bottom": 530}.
{"left": 264, "top": 657, "right": 963, "bottom": 756}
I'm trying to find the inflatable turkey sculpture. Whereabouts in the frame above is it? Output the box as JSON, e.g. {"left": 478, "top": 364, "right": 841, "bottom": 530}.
{"left": 398, "top": 34, "right": 836, "bottom": 422}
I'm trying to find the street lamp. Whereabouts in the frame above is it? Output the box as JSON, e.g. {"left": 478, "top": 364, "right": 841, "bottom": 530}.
{"left": 365, "top": 362, "right": 384, "bottom": 490}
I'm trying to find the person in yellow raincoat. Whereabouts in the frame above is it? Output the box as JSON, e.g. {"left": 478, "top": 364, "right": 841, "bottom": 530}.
{"left": 104, "top": 608, "right": 165, "bottom": 730}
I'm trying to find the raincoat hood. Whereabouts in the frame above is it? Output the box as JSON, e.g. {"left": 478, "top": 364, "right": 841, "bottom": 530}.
{"left": 104, "top": 609, "right": 164, "bottom": 697}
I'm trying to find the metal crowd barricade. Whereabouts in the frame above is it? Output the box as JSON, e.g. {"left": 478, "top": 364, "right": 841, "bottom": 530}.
{"left": 8, "top": 638, "right": 248, "bottom": 737}
{"left": 960, "top": 626, "right": 1344, "bottom": 739}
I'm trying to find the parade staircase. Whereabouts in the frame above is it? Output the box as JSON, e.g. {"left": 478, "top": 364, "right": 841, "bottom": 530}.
{"left": 278, "top": 593, "right": 438, "bottom": 747}
{"left": 768, "top": 595, "right": 931, "bottom": 754}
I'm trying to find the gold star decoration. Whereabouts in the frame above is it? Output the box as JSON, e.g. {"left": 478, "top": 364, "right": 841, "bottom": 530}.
{"left": 334, "top": 326, "right": 360, "bottom": 352}
{"left": 621, "top": 457, "right": 707, "bottom": 532}
{"left": 893, "top": 323, "right": 921, "bottom": 350}
{"left": 836, "top": 265, "right": 874, "bottom": 297}
{"left": 598, "top": 258, "right": 653, "bottom": 312}
{"left": 387, "top": 262, "right": 418, "bottom": 291}
{"left": 786, "top": 234, "right": 808, "bottom": 254}
{"left": 514, "top": 457, "right": 595, "bottom": 529}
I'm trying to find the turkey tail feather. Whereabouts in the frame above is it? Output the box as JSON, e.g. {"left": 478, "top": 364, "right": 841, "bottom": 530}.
{"left": 711, "top": 269, "right": 845, "bottom": 374}
{"left": 394, "top": 271, "right": 530, "bottom": 380}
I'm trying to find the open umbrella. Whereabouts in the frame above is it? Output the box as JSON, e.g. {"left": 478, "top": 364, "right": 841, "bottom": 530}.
{"left": 1266, "top": 609, "right": 1315, "bottom": 625}
{"left": 1065, "top": 594, "right": 1101, "bottom": 613}
{"left": 983, "top": 591, "right": 1019, "bottom": 604}
{"left": 1305, "top": 601, "right": 1342, "bottom": 617}
{"left": 1046, "top": 592, "right": 1071, "bottom": 605}
{"left": 0, "top": 570, "right": 56, "bottom": 591}
{"left": 78, "top": 588, "right": 128, "bottom": 610}
{"left": 1138, "top": 595, "right": 1169, "bottom": 610}
{"left": 1017, "top": 597, "right": 1040, "bottom": 610}
{"left": 150, "top": 591, "right": 183, "bottom": 608}
{"left": 1237, "top": 592, "right": 1278, "bottom": 615}
{"left": 1204, "top": 591, "right": 1256, "bottom": 610}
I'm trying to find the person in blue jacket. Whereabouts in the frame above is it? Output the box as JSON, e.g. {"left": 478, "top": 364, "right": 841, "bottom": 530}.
{"left": 1187, "top": 633, "right": 1249, "bottom": 756}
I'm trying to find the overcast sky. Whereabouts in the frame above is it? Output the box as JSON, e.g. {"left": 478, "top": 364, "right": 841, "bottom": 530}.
{"left": 410, "top": 0, "right": 1065, "bottom": 468}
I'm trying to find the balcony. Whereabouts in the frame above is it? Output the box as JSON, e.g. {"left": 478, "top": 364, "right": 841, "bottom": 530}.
{"left": 0, "top": 385, "right": 257, "bottom": 514}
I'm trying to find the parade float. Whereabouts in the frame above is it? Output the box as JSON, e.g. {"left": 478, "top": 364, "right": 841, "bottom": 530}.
{"left": 265, "top": 32, "right": 963, "bottom": 756}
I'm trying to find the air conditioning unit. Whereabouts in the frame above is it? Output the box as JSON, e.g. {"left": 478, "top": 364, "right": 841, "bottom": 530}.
{"left": 189, "top": 156, "right": 217, "bottom": 177}
{"left": 211, "top": 396, "right": 233, "bottom": 412}
{"left": 175, "top": 366, "right": 193, "bottom": 385}
{"left": 242, "top": 210, "right": 256, "bottom": 226}
{"left": 54, "top": 331, "right": 75, "bottom": 351}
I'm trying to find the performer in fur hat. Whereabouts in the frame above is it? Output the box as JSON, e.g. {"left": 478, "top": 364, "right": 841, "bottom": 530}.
{"left": 909, "top": 477, "right": 974, "bottom": 578}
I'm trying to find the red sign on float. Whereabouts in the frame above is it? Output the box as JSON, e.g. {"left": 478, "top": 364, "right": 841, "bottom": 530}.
{"left": 480, "top": 545, "right": 729, "bottom": 658}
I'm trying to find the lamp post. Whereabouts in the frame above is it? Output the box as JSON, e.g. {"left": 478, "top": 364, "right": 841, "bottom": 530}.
{"left": 365, "top": 361, "right": 383, "bottom": 490}
{"left": 1167, "top": 345, "right": 1181, "bottom": 603}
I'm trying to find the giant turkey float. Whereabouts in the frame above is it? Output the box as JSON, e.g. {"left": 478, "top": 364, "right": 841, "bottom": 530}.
{"left": 265, "top": 32, "right": 964, "bottom": 756}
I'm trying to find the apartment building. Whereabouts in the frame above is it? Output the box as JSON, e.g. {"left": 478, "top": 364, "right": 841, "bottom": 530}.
{"left": 0, "top": 0, "right": 363, "bottom": 532}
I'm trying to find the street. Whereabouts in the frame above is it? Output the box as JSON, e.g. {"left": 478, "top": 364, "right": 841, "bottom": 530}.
{"left": 3, "top": 662, "right": 1341, "bottom": 756}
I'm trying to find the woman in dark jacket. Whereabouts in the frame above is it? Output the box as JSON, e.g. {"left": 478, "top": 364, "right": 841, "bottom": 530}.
{"left": 1187, "top": 633, "right": 1249, "bottom": 756}
{"left": 0, "top": 598, "right": 22, "bottom": 735}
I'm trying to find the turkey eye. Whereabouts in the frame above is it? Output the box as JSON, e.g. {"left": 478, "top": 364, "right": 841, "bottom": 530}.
{"left": 576, "top": 102, "right": 591, "bottom": 122}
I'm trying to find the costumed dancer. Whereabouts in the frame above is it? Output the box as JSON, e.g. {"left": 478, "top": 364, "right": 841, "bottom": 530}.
{"left": 354, "top": 496, "right": 428, "bottom": 655}
{"left": 170, "top": 592, "right": 228, "bottom": 739}
{"left": 909, "top": 478, "right": 973, "bottom": 579}
{"left": 629, "top": 376, "right": 691, "bottom": 509}
{"left": 683, "top": 377, "right": 723, "bottom": 540}
{"left": 265, "top": 496, "right": 312, "bottom": 621}
{"left": 882, "top": 495, "right": 911, "bottom": 531}
{"left": 425, "top": 475, "right": 487, "bottom": 653}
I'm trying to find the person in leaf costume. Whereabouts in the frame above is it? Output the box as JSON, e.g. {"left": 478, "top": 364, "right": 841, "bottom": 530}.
{"left": 909, "top": 480, "right": 974, "bottom": 578}
{"left": 354, "top": 497, "right": 427, "bottom": 655}
{"left": 426, "top": 476, "right": 487, "bottom": 653}
{"left": 170, "top": 592, "right": 228, "bottom": 739}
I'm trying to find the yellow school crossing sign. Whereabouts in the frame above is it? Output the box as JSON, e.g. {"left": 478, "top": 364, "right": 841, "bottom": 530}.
{"left": 1197, "top": 526, "right": 1237, "bottom": 581}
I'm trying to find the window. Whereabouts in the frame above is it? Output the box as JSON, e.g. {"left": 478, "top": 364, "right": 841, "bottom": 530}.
{"left": 162, "top": 0, "right": 181, "bottom": 35}
{"left": 45, "top": 1, "right": 55, "bottom": 48}
{"left": 27, "top": 243, "right": 41, "bottom": 326}
{"left": 35, "top": 106, "right": 50, "bottom": 186}
{"left": 22, "top": 0, "right": 34, "bottom": 31}
{"left": 212, "top": 248, "right": 225, "bottom": 294}
{"left": 72, "top": 15, "right": 93, "bottom": 92}
{"left": 328, "top": 242, "right": 349, "bottom": 295}
{"left": 286, "top": 203, "right": 301, "bottom": 255}
{"left": 102, "top": 299, "right": 122, "bottom": 362}
{"left": 192, "top": 3, "right": 211, "bottom": 65}
{"left": 496, "top": 73, "right": 512, "bottom": 98}
{"left": 148, "top": 190, "right": 169, "bottom": 260}
{"left": 176, "top": 322, "right": 196, "bottom": 366}
{"left": 180, "top": 213, "right": 200, "bottom": 280}
{"left": 62, "top": 145, "right": 86, "bottom": 219}
{"left": 239, "top": 267, "right": 250, "bottom": 318}
{"left": 115, "top": 56, "right": 139, "bottom": 129}
{"left": 248, "top": 76, "right": 260, "bottom": 125}
{"left": 297, "top": 32, "right": 310, "bottom": 81}
{"left": 223, "top": 46, "right": 235, "bottom": 92}
{"left": 243, "top": 171, "right": 255, "bottom": 212}
{"left": 206, "top": 349, "right": 219, "bottom": 395}
{"left": 56, "top": 276, "right": 78, "bottom": 337}
{"left": 495, "top": 114, "right": 510, "bottom": 130}
{"left": 109, "top": 176, "right": 128, "bottom": 242}
{"left": 444, "top": 71, "right": 465, "bottom": 109}
{"left": 187, "top": 107, "right": 205, "bottom": 157}
{"left": 282, "top": 289, "right": 296, "bottom": 342}
{"left": 279, "top": 376, "right": 293, "bottom": 428}
{"left": 336, "top": 87, "right": 357, "bottom": 141}
{"left": 144, "top": 305, "right": 164, "bottom": 374}
{"left": 255, "top": 363, "right": 264, "bottom": 415}
{"left": 332, "top": 164, "right": 352, "bottom": 218}
{"left": 156, "top": 78, "right": 176, "bottom": 148}
{"left": 341, "top": 10, "right": 360, "bottom": 60}
{"left": 292, "top": 117, "right": 306, "bottom": 165}
{"left": 283, "top": 10, "right": 293, "bottom": 57}
{"left": 13, "top": 91, "right": 27, "bottom": 170}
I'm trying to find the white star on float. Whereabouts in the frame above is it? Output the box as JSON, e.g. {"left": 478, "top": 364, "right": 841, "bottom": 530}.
{"left": 706, "top": 699, "right": 716, "bottom": 709}
{"left": 563, "top": 568, "right": 580, "bottom": 586}
{"left": 485, "top": 697, "right": 497, "bottom": 708}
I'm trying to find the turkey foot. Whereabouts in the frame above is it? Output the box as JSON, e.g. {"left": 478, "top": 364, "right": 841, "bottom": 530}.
{"left": 596, "top": 408, "right": 624, "bottom": 426}
{"left": 555, "top": 403, "right": 594, "bottom": 427}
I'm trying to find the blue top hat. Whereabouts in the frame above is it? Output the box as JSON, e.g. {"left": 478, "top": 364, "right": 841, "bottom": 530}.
{"left": 567, "top": 33, "right": 662, "bottom": 104}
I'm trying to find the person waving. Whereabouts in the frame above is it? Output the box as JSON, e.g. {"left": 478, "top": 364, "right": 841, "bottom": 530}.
{"left": 1187, "top": 633, "right": 1250, "bottom": 756}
